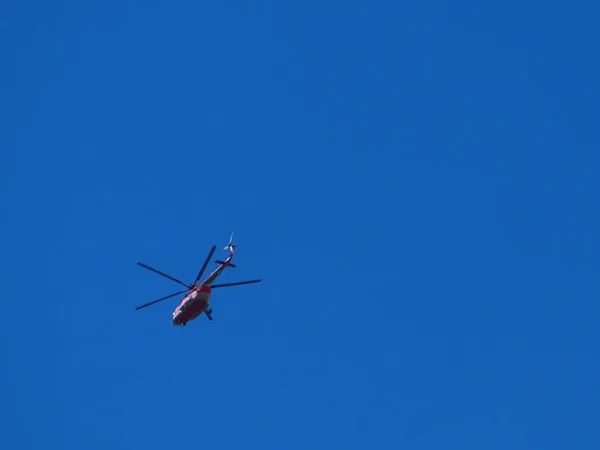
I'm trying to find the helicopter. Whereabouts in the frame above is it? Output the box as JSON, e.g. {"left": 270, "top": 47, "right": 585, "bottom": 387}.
{"left": 134, "top": 233, "right": 261, "bottom": 325}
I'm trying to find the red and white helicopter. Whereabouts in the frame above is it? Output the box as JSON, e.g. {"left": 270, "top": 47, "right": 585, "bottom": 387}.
{"left": 134, "top": 233, "right": 261, "bottom": 325}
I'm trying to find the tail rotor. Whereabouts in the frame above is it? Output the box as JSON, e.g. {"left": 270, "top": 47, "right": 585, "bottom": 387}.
{"left": 223, "top": 232, "right": 234, "bottom": 251}
{"left": 215, "top": 232, "right": 236, "bottom": 267}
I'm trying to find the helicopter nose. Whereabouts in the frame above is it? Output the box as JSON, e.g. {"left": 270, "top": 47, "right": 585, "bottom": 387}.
{"left": 172, "top": 312, "right": 182, "bottom": 326}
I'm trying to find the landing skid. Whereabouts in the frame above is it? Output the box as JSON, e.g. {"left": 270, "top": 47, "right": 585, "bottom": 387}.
{"left": 205, "top": 308, "right": 213, "bottom": 321}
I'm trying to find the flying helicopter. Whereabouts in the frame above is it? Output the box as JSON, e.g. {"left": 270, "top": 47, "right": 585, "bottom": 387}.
{"left": 134, "top": 233, "right": 261, "bottom": 326}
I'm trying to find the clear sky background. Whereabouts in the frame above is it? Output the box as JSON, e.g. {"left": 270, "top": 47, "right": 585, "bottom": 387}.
{"left": 2, "top": 1, "right": 599, "bottom": 449}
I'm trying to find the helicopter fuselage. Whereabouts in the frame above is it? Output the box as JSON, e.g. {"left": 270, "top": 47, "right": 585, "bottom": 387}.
{"left": 172, "top": 284, "right": 211, "bottom": 325}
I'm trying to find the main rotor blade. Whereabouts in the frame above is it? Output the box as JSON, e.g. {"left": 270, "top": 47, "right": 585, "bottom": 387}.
{"left": 210, "top": 279, "right": 262, "bottom": 288}
{"left": 134, "top": 289, "right": 189, "bottom": 311}
{"left": 193, "top": 245, "right": 216, "bottom": 285}
{"left": 136, "top": 262, "right": 190, "bottom": 289}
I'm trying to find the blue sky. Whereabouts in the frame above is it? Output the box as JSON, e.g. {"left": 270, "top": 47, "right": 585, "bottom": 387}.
{"left": 2, "top": 1, "right": 599, "bottom": 448}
